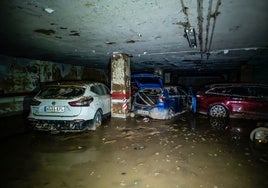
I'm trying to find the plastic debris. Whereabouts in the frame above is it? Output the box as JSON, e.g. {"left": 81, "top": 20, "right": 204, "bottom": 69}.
{"left": 44, "top": 8, "right": 55, "bottom": 14}
{"left": 143, "top": 117, "right": 149, "bottom": 122}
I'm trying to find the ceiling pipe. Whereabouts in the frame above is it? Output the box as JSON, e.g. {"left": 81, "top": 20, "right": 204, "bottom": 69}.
{"left": 204, "top": 0, "right": 213, "bottom": 55}
{"left": 197, "top": 0, "right": 204, "bottom": 61}
{"left": 207, "top": 0, "right": 222, "bottom": 59}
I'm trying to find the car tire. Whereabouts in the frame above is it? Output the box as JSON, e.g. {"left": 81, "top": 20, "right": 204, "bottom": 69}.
{"left": 209, "top": 105, "right": 228, "bottom": 118}
{"left": 250, "top": 127, "right": 268, "bottom": 143}
{"left": 89, "top": 110, "right": 103, "bottom": 131}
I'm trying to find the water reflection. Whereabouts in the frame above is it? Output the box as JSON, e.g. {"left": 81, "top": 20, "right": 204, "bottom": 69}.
{"left": 209, "top": 117, "right": 261, "bottom": 140}
{"left": 208, "top": 116, "right": 268, "bottom": 162}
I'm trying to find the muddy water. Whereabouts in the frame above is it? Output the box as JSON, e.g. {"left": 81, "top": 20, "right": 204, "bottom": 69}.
{"left": 0, "top": 113, "right": 268, "bottom": 188}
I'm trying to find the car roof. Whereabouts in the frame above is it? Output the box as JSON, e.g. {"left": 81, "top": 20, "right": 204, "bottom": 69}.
{"left": 43, "top": 81, "right": 105, "bottom": 87}
{"left": 205, "top": 83, "right": 268, "bottom": 88}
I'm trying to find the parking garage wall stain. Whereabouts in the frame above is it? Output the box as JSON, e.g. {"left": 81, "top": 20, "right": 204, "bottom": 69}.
{"left": 0, "top": 55, "right": 107, "bottom": 116}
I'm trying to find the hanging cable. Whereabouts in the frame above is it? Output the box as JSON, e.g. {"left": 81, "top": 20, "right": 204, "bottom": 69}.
{"left": 207, "top": 0, "right": 221, "bottom": 60}
{"left": 204, "top": 0, "right": 213, "bottom": 54}
{"left": 180, "top": 0, "right": 190, "bottom": 27}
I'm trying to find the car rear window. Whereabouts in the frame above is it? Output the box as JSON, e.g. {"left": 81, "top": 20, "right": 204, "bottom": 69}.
{"left": 207, "top": 85, "right": 268, "bottom": 98}
{"left": 37, "top": 86, "right": 85, "bottom": 99}
{"left": 207, "top": 87, "right": 231, "bottom": 95}
{"left": 249, "top": 86, "right": 268, "bottom": 98}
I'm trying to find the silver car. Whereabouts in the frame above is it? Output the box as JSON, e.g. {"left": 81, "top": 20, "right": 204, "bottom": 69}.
{"left": 28, "top": 81, "right": 111, "bottom": 133}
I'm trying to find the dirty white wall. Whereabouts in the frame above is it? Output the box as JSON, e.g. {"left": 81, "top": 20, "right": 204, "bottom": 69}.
{"left": 0, "top": 55, "right": 108, "bottom": 116}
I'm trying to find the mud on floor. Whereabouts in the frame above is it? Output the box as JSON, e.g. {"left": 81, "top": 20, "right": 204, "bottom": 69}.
{"left": 0, "top": 114, "right": 268, "bottom": 188}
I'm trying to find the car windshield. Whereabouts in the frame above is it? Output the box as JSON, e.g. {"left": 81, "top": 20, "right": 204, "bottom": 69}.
{"left": 37, "top": 86, "right": 85, "bottom": 99}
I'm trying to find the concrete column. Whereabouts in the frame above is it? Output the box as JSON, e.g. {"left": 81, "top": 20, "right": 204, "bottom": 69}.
{"left": 110, "top": 53, "right": 131, "bottom": 118}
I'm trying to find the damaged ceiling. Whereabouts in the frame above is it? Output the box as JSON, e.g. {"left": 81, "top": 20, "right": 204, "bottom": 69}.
{"left": 0, "top": 0, "right": 267, "bottom": 74}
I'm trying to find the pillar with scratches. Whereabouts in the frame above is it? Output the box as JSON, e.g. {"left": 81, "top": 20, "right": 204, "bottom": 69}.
{"left": 110, "top": 53, "right": 131, "bottom": 118}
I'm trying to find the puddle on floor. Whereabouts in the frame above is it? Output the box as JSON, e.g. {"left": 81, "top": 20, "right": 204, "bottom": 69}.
{"left": 0, "top": 113, "right": 267, "bottom": 188}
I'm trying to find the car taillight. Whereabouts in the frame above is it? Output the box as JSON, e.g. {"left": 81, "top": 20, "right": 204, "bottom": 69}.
{"left": 158, "top": 96, "right": 166, "bottom": 102}
{"left": 68, "top": 97, "right": 93, "bottom": 107}
{"left": 30, "top": 99, "right": 41, "bottom": 106}
{"left": 157, "top": 96, "right": 166, "bottom": 107}
{"left": 196, "top": 94, "right": 204, "bottom": 99}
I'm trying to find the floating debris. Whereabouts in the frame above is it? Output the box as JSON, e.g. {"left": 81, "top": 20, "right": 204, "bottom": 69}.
{"left": 143, "top": 117, "right": 150, "bottom": 122}
{"left": 134, "top": 146, "right": 145, "bottom": 150}
{"left": 44, "top": 7, "right": 55, "bottom": 14}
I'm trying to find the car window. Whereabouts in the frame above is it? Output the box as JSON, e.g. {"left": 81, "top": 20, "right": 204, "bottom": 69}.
{"left": 91, "top": 85, "right": 104, "bottom": 95}
{"left": 177, "top": 87, "right": 187, "bottom": 96}
{"left": 207, "top": 87, "right": 231, "bottom": 95}
{"left": 249, "top": 86, "right": 268, "bottom": 98}
{"left": 37, "top": 86, "right": 85, "bottom": 99}
{"left": 101, "top": 85, "right": 110, "bottom": 95}
{"left": 166, "top": 87, "right": 178, "bottom": 96}
{"left": 229, "top": 87, "right": 249, "bottom": 96}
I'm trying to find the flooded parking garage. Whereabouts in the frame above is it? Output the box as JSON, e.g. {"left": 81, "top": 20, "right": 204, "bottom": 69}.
{"left": 0, "top": 113, "right": 268, "bottom": 188}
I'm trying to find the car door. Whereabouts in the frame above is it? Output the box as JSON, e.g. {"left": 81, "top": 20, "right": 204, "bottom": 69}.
{"left": 243, "top": 86, "right": 268, "bottom": 117}
{"left": 100, "top": 84, "right": 111, "bottom": 114}
{"left": 91, "top": 84, "right": 111, "bottom": 115}
{"left": 228, "top": 86, "right": 263, "bottom": 116}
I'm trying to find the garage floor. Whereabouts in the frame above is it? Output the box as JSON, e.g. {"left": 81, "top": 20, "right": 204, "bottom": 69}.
{"left": 0, "top": 113, "right": 267, "bottom": 188}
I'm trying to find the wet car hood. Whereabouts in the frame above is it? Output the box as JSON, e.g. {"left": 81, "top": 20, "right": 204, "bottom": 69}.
{"left": 132, "top": 73, "right": 163, "bottom": 89}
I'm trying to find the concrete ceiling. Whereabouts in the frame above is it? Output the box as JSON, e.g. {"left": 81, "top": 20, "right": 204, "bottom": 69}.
{"left": 0, "top": 0, "right": 268, "bottom": 74}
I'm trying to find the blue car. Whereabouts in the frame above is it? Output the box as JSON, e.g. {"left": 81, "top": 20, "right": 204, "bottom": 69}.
{"left": 131, "top": 74, "right": 189, "bottom": 119}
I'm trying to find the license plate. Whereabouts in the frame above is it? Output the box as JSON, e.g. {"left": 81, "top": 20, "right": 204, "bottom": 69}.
{"left": 45, "top": 106, "right": 65, "bottom": 113}
{"left": 137, "top": 109, "right": 149, "bottom": 115}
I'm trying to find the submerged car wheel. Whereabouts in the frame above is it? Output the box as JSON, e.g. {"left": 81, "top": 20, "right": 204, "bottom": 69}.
{"left": 209, "top": 105, "right": 228, "bottom": 118}
{"left": 90, "top": 110, "right": 102, "bottom": 130}
{"left": 250, "top": 127, "right": 268, "bottom": 143}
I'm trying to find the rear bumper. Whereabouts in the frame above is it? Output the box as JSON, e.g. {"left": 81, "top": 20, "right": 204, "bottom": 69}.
{"left": 28, "top": 118, "right": 90, "bottom": 133}
{"left": 133, "top": 106, "right": 185, "bottom": 120}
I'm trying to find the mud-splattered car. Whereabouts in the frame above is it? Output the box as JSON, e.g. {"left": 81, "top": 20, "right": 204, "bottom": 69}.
{"left": 196, "top": 83, "right": 268, "bottom": 119}
{"left": 28, "top": 81, "right": 111, "bottom": 133}
{"left": 131, "top": 74, "right": 189, "bottom": 119}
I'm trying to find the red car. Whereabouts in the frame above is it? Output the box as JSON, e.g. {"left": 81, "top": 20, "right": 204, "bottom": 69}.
{"left": 196, "top": 83, "right": 268, "bottom": 119}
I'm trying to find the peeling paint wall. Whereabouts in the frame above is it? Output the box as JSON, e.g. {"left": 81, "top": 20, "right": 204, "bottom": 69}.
{"left": 0, "top": 55, "right": 107, "bottom": 116}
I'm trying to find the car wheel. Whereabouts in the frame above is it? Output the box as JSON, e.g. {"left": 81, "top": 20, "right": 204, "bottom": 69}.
{"left": 250, "top": 127, "right": 268, "bottom": 143}
{"left": 209, "top": 105, "right": 228, "bottom": 118}
{"left": 90, "top": 110, "right": 102, "bottom": 131}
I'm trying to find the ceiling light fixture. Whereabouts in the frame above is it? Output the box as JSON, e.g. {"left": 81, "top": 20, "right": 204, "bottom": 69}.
{"left": 185, "top": 27, "right": 197, "bottom": 48}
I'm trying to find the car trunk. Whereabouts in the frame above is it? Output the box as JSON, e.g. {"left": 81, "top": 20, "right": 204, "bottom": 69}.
{"left": 33, "top": 98, "right": 82, "bottom": 117}
{"left": 134, "top": 88, "right": 162, "bottom": 107}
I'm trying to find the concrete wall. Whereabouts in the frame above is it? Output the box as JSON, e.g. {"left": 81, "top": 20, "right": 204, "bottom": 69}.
{"left": 0, "top": 55, "right": 108, "bottom": 116}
